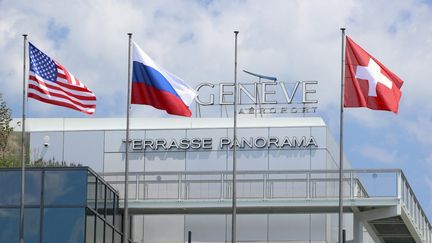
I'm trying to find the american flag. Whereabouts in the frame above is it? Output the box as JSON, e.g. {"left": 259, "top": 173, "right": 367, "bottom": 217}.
{"left": 28, "top": 42, "right": 96, "bottom": 115}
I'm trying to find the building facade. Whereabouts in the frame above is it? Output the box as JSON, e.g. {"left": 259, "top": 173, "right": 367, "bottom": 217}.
{"left": 10, "top": 116, "right": 432, "bottom": 243}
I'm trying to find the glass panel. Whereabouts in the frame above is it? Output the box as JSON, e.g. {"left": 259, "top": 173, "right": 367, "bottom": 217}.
{"left": 114, "top": 197, "right": 122, "bottom": 231}
{"left": 0, "top": 171, "right": 20, "bottom": 206}
{"left": 105, "top": 224, "right": 113, "bottom": 243}
{"left": 44, "top": 171, "right": 87, "bottom": 206}
{"left": 25, "top": 208, "right": 41, "bottom": 243}
{"left": 106, "top": 189, "right": 115, "bottom": 225}
{"left": 25, "top": 170, "right": 42, "bottom": 205}
{"left": 0, "top": 170, "right": 42, "bottom": 206}
{"left": 0, "top": 208, "right": 19, "bottom": 242}
{"left": 96, "top": 179, "right": 106, "bottom": 216}
{"left": 87, "top": 173, "right": 97, "bottom": 209}
{"left": 96, "top": 216, "right": 104, "bottom": 243}
{"left": 43, "top": 208, "right": 85, "bottom": 243}
{"left": 114, "top": 231, "right": 122, "bottom": 243}
{"left": 86, "top": 210, "right": 95, "bottom": 243}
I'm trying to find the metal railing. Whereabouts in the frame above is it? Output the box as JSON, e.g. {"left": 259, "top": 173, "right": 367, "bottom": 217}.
{"left": 101, "top": 169, "right": 431, "bottom": 242}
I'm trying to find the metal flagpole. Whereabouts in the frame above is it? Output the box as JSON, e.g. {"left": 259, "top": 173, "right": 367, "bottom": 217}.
{"left": 338, "top": 27, "right": 346, "bottom": 243}
{"left": 19, "top": 33, "right": 28, "bottom": 243}
{"left": 231, "top": 30, "right": 239, "bottom": 243}
{"left": 123, "top": 32, "right": 133, "bottom": 243}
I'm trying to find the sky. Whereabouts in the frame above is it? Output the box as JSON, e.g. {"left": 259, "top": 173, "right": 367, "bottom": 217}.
{"left": 1, "top": 0, "right": 432, "bottom": 221}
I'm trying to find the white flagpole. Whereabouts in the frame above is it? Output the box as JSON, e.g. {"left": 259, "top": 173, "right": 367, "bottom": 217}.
{"left": 123, "top": 32, "right": 133, "bottom": 243}
{"left": 231, "top": 30, "right": 239, "bottom": 243}
{"left": 19, "top": 33, "right": 28, "bottom": 243}
{"left": 338, "top": 27, "right": 346, "bottom": 243}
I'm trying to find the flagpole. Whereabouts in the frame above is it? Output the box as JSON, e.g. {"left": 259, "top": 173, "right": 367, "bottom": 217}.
{"left": 231, "top": 30, "right": 239, "bottom": 243}
{"left": 123, "top": 32, "right": 133, "bottom": 243}
{"left": 19, "top": 33, "right": 28, "bottom": 243}
{"left": 338, "top": 27, "right": 346, "bottom": 243}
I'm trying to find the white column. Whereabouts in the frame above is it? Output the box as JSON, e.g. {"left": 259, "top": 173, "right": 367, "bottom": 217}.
{"left": 353, "top": 214, "right": 364, "bottom": 243}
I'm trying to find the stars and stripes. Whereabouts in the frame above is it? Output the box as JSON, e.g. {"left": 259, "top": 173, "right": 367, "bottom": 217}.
{"left": 28, "top": 42, "right": 96, "bottom": 115}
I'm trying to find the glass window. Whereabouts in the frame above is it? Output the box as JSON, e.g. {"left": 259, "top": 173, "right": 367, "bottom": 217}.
{"left": 43, "top": 208, "right": 85, "bottom": 243}
{"left": 96, "top": 216, "right": 104, "bottom": 243}
{"left": 105, "top": 224, "right": 113, "bottom": 243}
{"left": 0, "top": 171, "right": 20, "bottom": 206}
{"left": 114, "top": 231, "right": 122, "bottom": 243}
{"left": 0, "top": 208, "right": 19, "bottom": 242}
{"left": 25, "top": 208, "right": 41, "bottom": 243}
{"left": 96, "top": 180, "right": 106, "bottom": 216}
{"left": 86, "top": 210, "right": 95, "bottom": 243}
{"left": 44, "top": 171, "right": 87, "bottom": 206}
{"left": 114, "top": 197, "right": 122, "bottom": 231}
{"left": 25, "top": 171, "right": 42, "bottom": 205}
{"left": 106, "top": 189, "right": 115, "bottom": 225}
{"left": 87, "top": 173, "right": 97, "bottom": 209}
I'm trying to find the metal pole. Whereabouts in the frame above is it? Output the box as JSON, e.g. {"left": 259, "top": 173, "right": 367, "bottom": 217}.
{"left": 123, "top": 32, "right": 133, "bottom": 243}
{"left": 19, "top": 33, "right": 28, "bottom": 243}
{"left": 231, "top": 30, "right": 239, "bottom": 243}
{"left": 188, "top": 231, "right": 192, "bottom": 243}
{"left": 338, "top": 28, "right": 346, "bottom": 243}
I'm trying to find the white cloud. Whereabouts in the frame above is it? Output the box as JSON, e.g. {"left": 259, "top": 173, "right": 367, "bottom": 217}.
{"left": 359, "top": 144, "right": 398, "bottom": 164}
{"left": 0, "top": 0, "right": 431, "bottom": 119}
{"left": 404, "top": 116, "right": 432, "bottom": 144}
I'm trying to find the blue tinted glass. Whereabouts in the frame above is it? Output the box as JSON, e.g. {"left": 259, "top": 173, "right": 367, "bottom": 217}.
{"left": 0, "top": 171, "right": 20, "bottom": 206}
{"left": 25, "top": 171, "right": 42, "bottom": 205}
{"left": 44, "top": 171, "right": 87, "bottom": 206}
{"left": 0, "top": 208, "right": 19, "bottom": 242}
{"left": 25, "top": 208, "right": 40, "bottom": 243}
{"left": 43, "top": 208, "right": 85, "bottom": 243}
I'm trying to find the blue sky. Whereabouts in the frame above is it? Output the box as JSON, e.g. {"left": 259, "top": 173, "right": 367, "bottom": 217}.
{"left": 1, "top": 0, "right": 432, "bottom": 220}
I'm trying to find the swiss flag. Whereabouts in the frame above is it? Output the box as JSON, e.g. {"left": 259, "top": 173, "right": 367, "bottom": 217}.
{"left": 344, "top": 36, "right": 404, "bottom": 113}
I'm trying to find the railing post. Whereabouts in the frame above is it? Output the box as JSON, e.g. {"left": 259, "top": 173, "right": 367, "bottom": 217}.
{"left": 350, "top": 171, "right": 353, "bottom": 200}
{"left": 178, "top": 173, "right": 182, "bottom": 201}
{"left": 220, "top": 173, "right": 224, "bottom": 201}
{"left": 306, "top": 172, "right": 310, "bottom": 199}
{"left": 397, "top": 171, "right": 402, "bottom": 201}
{"left": 135, "top": 175, "right": 139, "bottom": 200}
{"left": 263, "top": 173, "right": 267, "bottom": 200}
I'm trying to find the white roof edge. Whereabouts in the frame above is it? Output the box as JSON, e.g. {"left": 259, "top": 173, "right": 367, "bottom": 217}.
{"left": 12, "top": 117, "right": 327, "bottom": 132}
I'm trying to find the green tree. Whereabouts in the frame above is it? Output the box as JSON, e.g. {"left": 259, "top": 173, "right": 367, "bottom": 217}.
{"left": 0, "top": 93, "right": 13, "bottom": 161}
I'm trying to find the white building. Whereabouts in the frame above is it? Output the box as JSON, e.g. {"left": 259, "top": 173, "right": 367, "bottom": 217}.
{"left": 13, "top": 116, "right": 432, "bottom": 243}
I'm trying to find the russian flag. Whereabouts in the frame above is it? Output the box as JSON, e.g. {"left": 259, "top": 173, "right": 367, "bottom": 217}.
{"left": 131, "top": 42, "right": 197, "bottom": 117}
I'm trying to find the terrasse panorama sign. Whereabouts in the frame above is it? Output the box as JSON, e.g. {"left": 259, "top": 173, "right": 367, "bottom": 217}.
{"left": 194, "top": 81, "right": 318, "bottom": 114}
{"left": 123, "top": 136, "right": 318, "bottom": 151}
